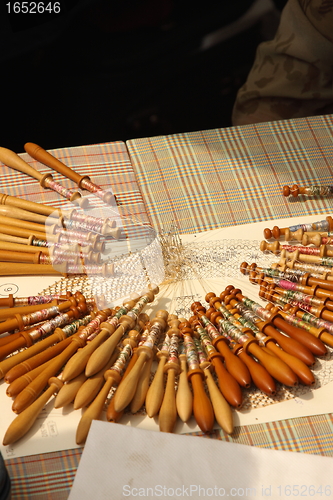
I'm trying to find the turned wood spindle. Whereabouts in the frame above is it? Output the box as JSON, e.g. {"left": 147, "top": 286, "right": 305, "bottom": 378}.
{"left": 158, "top": 317, "right": 181, "bottom": 433}
{"left": 75, "top": 340, "right": 133, "bottom": 445}
{"left": 105, "top": 328, "right": 146, "bottom": 423}
{"left": 113, "top": 310, "right": 168, "bottom": 413}
{"left": 283, "top": 184, "right": 333, "bottom": 198}
{"left": 145, "top": 332, "right": 170, "bottom": 418}
{"left": 73, "top": 347, "right": 121, "bottom": 410}
{"left": 10, "top": 307, "right": 105, "bottom": 414}
{"left": 225, "top": 304, "right": 315, "bottom": 386}
{"left": 3, "top": 374, "right": 64, "bottom": 445}
{"left": 0, "top": 313, "right": 91, "bottom": 381}
{"left": 192, "top": 335, "right": 233, "bottom": 435}
{"left": 263, "top": 216, "right": 333, "bottom": 240}
{"left": 179, "top": 321, "right": 215, "bottom": 433}
{"left": 61, "top": 308, "right": 113, "bottom": 381}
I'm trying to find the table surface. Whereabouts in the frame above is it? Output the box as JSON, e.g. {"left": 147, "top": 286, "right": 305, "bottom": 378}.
{"left": 2, "top": 114, "right": 333, "bottom": 499}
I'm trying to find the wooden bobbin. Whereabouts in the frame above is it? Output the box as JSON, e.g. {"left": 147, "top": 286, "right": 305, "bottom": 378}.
{"left": 179, "top": 321, "right": 215, "bottom": 433}
{"left": 0, "top": 299, "right": 82, "bottom": 359}
{"left": 76, "top": 367, "right": 121, "bottom": 444}
{"left": 227, "top": 304, "right": 315, "bottom": 386}
{"left": 54, "top": 372, "right": 87, "bottom": 409}
{"left": 130, "top": 341, "right": 157, "bottom": 415}
{"left": 224, "top": 287, "right": 315, "bottom": 367}
{"left": 263, "top": 217, "right": 333, "bottom": 240}
{"left": 0, "top": 192, "right": 61, "bottom": 218}
{"left": 0, "top": 299, "right": 61, "bottom": 323}
{"left": 24, "top": 142, "right": 115, "bottom": 205}
{"left": 6, "top": 357, "right": 57, "bottom": 398}
{"left": 10, "top": 307, "right": 97, "bottom": 414}
{"left": 76, "top": 342, "right": 132, "bottom": 445}
{"left": 0, "top": 238, "right": 50, "bottom": 255}
{"left": 3, "top": 375, "right": 64, "bottom": 446}
{"left": 158, "top": 317, "right": 181, "bottom": 432}
{"left": 105, "top": 328, "right": 146, "bottom": 423}
{"left": 175, "top": 348, "right": 193, "bottom": 423}
{"left": 24, "top": 142, "right": 89, "bottom": 189}
{"left": 0, "top": 205, "right": 60, "bottom": 226}
{"left": 113, "top": 310, "right": 168, "bottom": 413}
{"left": 283, "top": 184, "right": 300, "bottom": 197}
{"left": 265, "top": 303, "right": 333, "bottom": 349}
{"left": 203, "top": 366, "right": 234, "bottom": 435}
{"left": 229, "top": 340, "right": 276, "bottom": 396}
{"left": 145, "top": 325, "right": 172, "bottom": 418}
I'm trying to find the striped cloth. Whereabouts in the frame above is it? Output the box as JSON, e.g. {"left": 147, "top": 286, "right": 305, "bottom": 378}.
{"left": 127, "top": 114, "right": 333, "bottom": 233}
{"left": 0, "top": 141, "right": 150, "bottom": 226}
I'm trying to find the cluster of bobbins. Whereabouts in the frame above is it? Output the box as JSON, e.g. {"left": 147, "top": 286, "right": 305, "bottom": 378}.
{"left": 2, "top": 269, "right": 330, "bottom": 448}
{"left": 0, "top": 144, "right": 122, "bottom": 278}
{"left": 256, "top": 216, "right": 333, "bottom": 338}
{"left": 228, "top": 213, "right": 333, "bottom": 403}
{"left": 0, "top": 196, "right": 120, "bottom": 278}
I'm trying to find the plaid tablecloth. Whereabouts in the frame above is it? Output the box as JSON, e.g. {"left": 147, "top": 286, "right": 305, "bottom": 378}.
{"left": 3, "top": 115, "right": 333, "bottom": 498}
{"left": 127, "top": 114, "right": 333, "bottom": 233}
{"left": 0, "top": 141, "right": 150, "bottom": 226}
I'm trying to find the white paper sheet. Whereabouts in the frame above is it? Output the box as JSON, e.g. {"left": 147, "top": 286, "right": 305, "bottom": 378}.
{"left": 69, "top": 421, "right": 333, "bottom": 500}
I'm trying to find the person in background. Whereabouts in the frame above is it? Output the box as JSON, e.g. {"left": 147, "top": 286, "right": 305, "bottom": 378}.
{"left": 232, "top": 0, "right": 333, "bottom": 125}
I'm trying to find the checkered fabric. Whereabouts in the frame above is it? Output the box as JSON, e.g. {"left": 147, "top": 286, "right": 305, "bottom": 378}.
{"left": 127, "top": 114, "right": 333, "bottom": 233}
{"left": 0, "top": 141, "right": 149, "bottom": 226}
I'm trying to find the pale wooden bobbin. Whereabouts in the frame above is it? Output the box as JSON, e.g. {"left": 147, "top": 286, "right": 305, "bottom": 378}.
{"left": 73, "top": 347, "right": 121, "bottom": 410}
{"left": 158, "top": 317, "right": 181, "bottom": 433}
{"left": 175, "top": 343, "right": 193, "bottom": 423}
{"left": 145, "top": 332, "right": 170, "bottom": 418}
{"left": 193, "top": 335, "right": 234, "bottom": 435}
{"left": 3, "top": 374, "right": 64, "bottom": 445}
{"left": 105, "top": 327, "right": 148, "bottom": 423}
{"left": 113, "top": 310, "right": 168, "bottom": 413}
{"left": 84, "top": 289, "right": 157, "bottom": 378}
